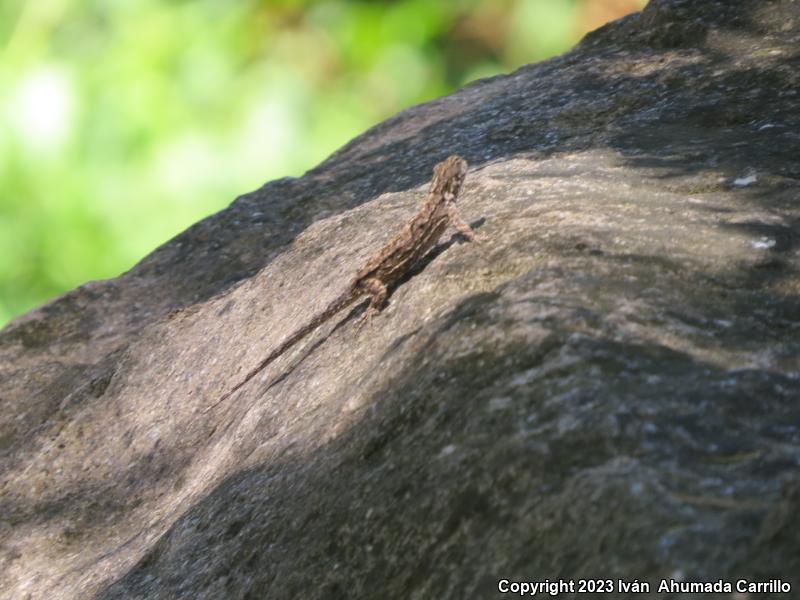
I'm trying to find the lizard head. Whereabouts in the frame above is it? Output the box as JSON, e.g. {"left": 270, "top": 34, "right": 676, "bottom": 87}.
{"left": 431, "top": 155, "right": 468, "bottom": 202}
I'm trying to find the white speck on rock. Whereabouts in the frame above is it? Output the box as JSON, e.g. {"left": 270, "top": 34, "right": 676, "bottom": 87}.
{"left": 733, "top": 174, "right": 757, "bottom": 187}
{"left": 751, "top": 237, "right": 776, "bottom": 249}
{"left": 488, "top": 396, "right": 512, "bottom": 411}
{"left": 439, "top": 444, "right": 457, "bottom": 457}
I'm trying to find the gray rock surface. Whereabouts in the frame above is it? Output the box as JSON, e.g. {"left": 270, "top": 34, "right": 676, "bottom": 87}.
{"left": 2, "top": 1, "right": 800, "bottom": 598}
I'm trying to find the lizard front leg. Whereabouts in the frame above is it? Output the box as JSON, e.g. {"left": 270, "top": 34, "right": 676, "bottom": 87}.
{"left": 446, "top": 201, "right": 484, "bottom": 242}
{"left": 357, "top": 277, "right": 388, "bottom": 323}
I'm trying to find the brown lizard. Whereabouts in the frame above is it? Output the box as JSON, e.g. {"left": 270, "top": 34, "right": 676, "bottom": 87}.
{"left": 208, "top": 155, "right": 482, "bottom": 409}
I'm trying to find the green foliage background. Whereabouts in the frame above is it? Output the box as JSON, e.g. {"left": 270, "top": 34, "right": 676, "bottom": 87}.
{"left": 0, "top": 0, "right": 644, "bottom": 327}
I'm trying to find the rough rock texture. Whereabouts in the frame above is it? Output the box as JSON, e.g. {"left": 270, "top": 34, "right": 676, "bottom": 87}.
{"left": 2, "top": 1, "right": 800, "bottom": 598}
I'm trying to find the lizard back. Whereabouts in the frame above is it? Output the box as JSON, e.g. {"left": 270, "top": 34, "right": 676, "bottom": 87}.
{"left": 354, "top": 155, "right": 467, "bottom": 287}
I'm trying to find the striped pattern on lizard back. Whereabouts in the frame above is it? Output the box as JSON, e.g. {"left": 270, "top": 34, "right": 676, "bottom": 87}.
{"left": 354, "top": 201, "right": 451, "bottom": 287}
{"left": 353, "top": 155, "right": 468, "bottom": 289}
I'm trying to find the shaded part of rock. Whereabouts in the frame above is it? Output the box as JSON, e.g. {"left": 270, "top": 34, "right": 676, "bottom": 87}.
{"left": 2, "top": 1, "right": 800, "bottom": 599}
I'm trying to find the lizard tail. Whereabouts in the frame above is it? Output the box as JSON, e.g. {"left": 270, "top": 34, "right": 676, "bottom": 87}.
{"left": 208, "top": 289, "right": 361, "bottom": 410}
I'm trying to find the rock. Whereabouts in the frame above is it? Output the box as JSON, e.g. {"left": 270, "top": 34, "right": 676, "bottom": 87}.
{"left": 2, "top": 1, "right": 799, "bottom": 598}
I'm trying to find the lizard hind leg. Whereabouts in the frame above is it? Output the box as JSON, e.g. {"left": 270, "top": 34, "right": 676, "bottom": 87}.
{"left": 356, "top": 277, "right": 388, "bottom": 326}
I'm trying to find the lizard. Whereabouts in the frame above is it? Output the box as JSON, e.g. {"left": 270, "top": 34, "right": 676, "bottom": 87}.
{"left": 207, "top": 154, "right": 482, "bottom": 410}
